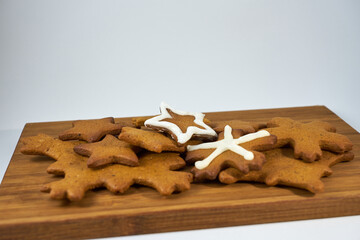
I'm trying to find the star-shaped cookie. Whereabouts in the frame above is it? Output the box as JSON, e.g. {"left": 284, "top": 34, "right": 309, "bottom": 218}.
{"left": 59, "top": 117, "right": 123, "bottom": 142}
{"left": 118, "top": 127, "right": 186, "bottom": 153}
{"left": 74, "top": 134, "right": 139, "bottom": 168}
{"left": 144, "top": 102, "right": 217, "bottom": 144}
{"left": 186, "top": 125, "right": 277, "bottom": 181}
{"left": 20, "top": 134, "right": 193, "bottom": 201}
{"left": 219, "top": 148, "right": 354, "bottom": 193}
{"left": 266, "top": 117, "right": 353, "bottom": 162}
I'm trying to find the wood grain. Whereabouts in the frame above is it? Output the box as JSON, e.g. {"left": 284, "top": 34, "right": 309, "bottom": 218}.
{"left": 0, "top": 106, "right": 359, "bottom": 240}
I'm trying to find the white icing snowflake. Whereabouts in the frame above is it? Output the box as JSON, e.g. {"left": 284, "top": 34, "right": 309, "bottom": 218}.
{"left": 187, "top": 125, "right": 270, "bottom": 169}
{"left": 144, "top": 102, "right": 217, "bottom": 144}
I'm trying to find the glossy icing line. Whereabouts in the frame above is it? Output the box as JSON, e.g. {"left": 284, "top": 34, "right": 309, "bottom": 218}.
{"left": 144, "top": 102, "right": 217, "bottom": 144}
{"left": 187, "top": 125, "right": 270, "bottom": 170}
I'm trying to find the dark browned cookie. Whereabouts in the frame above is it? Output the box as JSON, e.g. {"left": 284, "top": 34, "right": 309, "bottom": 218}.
{"left": 186, "top": 126, "right": 277, "bottom": 181}
{"left": 59, "top": 117, "right": 123, "bottom": 142}
{"left": 74, "top": 134, "right": 139, "bottom": 168}
{"left": 267, "top": 117, "right": 353, "bottom": 162}
{"left": 21, "top": 134, "right": 193, "bottom": 201}
{"left": 118, "top": 127, "right": 185, "bottom": 153}
{"left": 219, "top": 148, "right": 354, "bottom": 193}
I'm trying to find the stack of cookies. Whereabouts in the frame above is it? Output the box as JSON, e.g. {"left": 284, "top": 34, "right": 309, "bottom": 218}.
{"left": 20, "top": 102, "right": 354, "bottom": 201}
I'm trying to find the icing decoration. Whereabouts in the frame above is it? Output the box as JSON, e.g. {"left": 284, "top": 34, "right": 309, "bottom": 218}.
{"left": 187, "top": 125, "right": 270, "bottom": 170}
{"left": 144, "top": 102, "right": 217, "bottom": 144}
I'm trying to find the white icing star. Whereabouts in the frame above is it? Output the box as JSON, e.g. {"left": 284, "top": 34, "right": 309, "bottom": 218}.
{"left": 144, "top": 102, "right": 217, "bottom": 144}
{"left": 187, "top": 125, "right": 270, "bottom": 170}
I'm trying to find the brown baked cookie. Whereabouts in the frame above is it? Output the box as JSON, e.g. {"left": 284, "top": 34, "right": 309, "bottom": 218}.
{"left": 133, "top": 116, "right": 212, "bottom": 128}
{"left": 59, "top": 117, "right": 123, "bottom": 142}
{"left": 20, "top": 134, "right": 193, "bottom": 201}
{"left": 21, "top": 133, "right": 80, "bottom": 158}
{"left": 209, "top": 120, "right": 266, "bottom": 134}
{"left": 186, "top": 125, "right": 277, "bottom": 181}
{"left": 219, "top": 148, "right": 354, "bottom": 193}
{"left": 266, "top": 117, "right": 353, "bottom": 162}
{"left": 132, "top": 116, "right": 152, "bottom": 128}
{"left": 118, "top": 127, "right": 185, "bottom": 153}
{"left": 144, "top": 102, "right": 217, "bottom": 145}
{"left": 74, "top": 134, "right": 139, "bottom": 168}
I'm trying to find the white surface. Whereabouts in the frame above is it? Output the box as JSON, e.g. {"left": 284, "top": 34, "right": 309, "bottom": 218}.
{"left": 99, "top": 215, "right": 360, "bottom": 240}
{"left": 0, "top": 129, "right": 21, "bottom": 184}
{"left": 0, "top": 0, "right": 360, "bottom": 132}
{"left": 1, "top": 0, "right": 360, "bottom": 239}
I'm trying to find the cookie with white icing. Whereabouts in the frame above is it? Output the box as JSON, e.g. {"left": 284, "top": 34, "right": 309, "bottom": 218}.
{"left": 144, "top": 102, "right": 217, "bottom": 145}
{"left": 186, "top": 125, "right": 277, "bottom": 181}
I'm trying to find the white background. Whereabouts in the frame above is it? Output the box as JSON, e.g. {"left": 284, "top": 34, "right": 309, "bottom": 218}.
{"left": 0, "top": 0, "right": 359, "bottom": 239}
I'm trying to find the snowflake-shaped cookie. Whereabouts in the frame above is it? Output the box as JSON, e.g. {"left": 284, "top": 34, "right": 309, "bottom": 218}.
{"left": 266, "top": 117, "right": 353, "bottom": 162}
{"left": 20, "top": 134, "right": 193, "bottom": 201}
{"left": 186, "top": 125, "right": 277, "bottom": 181}
{"left": 219, "top": 148, "right": 354, "bottom": 193}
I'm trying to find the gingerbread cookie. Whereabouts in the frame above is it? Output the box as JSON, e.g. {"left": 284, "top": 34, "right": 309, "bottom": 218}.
{"left": 186, "top": 125, "right": 277, "bottom": 181}
{"left": 266, "top": 117, "right": 353, "bottom": 162}
{"left": 219, "top": 148, "right": 354, "bottom": 193}
{"left": 209, "top": 120, "right": 266, "bottom": 134}
{"left": 74, "top": 134, "right": 139, "bottom": 168}
{"left": 144, "top": 102, "right": 217, "bottom": 144}
{"left": 132, "top": 116, "right": 152, "bottom": 128}
{"left": 118, "top": 127, "right": 185, "bottom": 153}
{"left": 20, "top": 134, "right": 193, "bottom": 201}
{"left": 59, "top": 117, "right": 123, "bottom": 142}
{"left": 133, "top": 116, "right": 212, "bottom": 128}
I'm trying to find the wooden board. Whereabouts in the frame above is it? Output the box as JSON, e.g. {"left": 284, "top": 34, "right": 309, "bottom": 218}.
{"left": 0, "top": 106, "right": 359, "bottom": 240}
